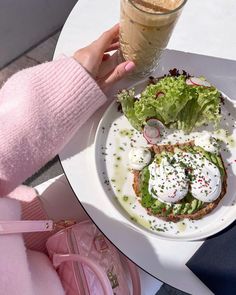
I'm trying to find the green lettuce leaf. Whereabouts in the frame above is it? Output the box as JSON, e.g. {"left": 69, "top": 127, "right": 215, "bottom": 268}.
{"left": 117, "top": 89, "right": 143, "bottom": 131}
{"left": 117, "top": 75, "right": 221, "bottom": 133}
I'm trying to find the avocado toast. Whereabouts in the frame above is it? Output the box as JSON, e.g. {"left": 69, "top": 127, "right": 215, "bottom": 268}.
{"left": 132, "top": 141, "right": 227, "bottom": 222}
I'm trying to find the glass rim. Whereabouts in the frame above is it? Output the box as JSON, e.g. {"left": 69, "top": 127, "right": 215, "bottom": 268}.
{"left": 128, "top": 0, "right": 187, "bottom": 16}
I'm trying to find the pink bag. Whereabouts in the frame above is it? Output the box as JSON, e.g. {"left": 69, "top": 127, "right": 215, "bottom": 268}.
{"left": 0, "top": 218, "right": 141, "bottom": 295}
{"left": 46, "top": 220, "right": 141, "bottom": 295}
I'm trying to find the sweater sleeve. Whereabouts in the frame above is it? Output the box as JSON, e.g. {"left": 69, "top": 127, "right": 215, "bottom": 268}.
{"left": 0, "top": 57, "right": 107, "bottom": 196}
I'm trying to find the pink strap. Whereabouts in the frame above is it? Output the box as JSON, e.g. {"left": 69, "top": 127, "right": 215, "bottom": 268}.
{"left": 53, "top": 253, "right": 113, "bottom": 295}
{"left": 0, "top": 220, "right": 53, "bottom": 234}
{"left": 126, "top": 258, "right": 141, "bottom": 295}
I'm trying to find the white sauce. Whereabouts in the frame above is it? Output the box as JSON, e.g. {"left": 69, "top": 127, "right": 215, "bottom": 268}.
{"left": 194, "top": 133, "right": 219, "bottom": 154}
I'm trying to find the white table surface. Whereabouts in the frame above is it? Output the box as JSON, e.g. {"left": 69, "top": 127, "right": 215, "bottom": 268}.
{"left": 55, "top": 1, "right": 236, "bottom": 294}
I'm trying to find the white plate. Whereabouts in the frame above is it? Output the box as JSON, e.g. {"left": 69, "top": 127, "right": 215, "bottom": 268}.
{"left": 94, "top": 80, "right": 236, "bottom": 240}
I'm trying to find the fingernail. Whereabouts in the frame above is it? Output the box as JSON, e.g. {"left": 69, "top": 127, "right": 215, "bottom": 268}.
{"left": 125, "top": 61, "right": 135, "bottom": 72}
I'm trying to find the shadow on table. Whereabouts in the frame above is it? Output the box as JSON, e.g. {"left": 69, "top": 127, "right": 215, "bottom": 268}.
{"left": 156, "top": 284, "right": 190, "bottom": 295}
{"left": 82, "top": 201, "right": 198, "bottom": 294}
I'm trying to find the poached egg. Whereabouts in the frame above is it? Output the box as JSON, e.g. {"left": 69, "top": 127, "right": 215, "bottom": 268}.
{"left": 148, "top": 152, "right": 221, "bottom": 204}
{"left": 148, "top": 157, "right": 188, "bottom": 204}
{"left": 128, "top": 147, "right": 151, "bottom": 170}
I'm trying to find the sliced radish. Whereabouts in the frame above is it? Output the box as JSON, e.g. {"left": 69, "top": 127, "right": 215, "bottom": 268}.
{"left": 147, "top": 118, "right": 165, "bottom": 130}
{"left": 144, "top": 125, "right": 159, "bottom": 138}
{"left": 187, "top": 77, "right": 211, "bottom": 87}
{"left": 156, "top": 91, "right": 165, "bottom": 98}
{"left": 186, "top": 78, "right": 194, "bottom": 86}
{"left": 190, "top": 77, "right": 211, "bottom": 87}
{"left": 146, "top": 118, "right": 164, "bottom": 129}
{"left": 143, "top": 119, "right": 165, "bottom": 145}
{"left": 143, "top": 125, "right": 160, "bottom": 144}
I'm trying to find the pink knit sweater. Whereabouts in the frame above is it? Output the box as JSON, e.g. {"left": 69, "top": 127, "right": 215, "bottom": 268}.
{"left": 0, "top": 56, "right": 107, "bottom": 196}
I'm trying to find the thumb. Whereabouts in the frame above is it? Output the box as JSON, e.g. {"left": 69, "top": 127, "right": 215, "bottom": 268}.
{"left": 102, "top": 61, "right": 135, "bottom": 91}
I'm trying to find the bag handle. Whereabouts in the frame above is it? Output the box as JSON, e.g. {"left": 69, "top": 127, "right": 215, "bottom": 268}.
{"left": 0, "top": 219, "right": 76, "bottom": 234}
{"left": 0, "top": 220, "right": 141, "bottom": 295}
{"left": 53, "top": 253, "right": 113, "bottom": 295}
{"left": 53, "top": 254, "right": 141, "bottom": 295}
{"left": 0, "top": 220, "right": 53, "bottom": 234}
{"left": 125, "top": 258, "right": 141, "bottom": 295}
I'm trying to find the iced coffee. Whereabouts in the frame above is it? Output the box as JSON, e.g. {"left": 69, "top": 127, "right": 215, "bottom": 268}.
{"left": 120, "top": 0, "right": 187, "bottom": 77}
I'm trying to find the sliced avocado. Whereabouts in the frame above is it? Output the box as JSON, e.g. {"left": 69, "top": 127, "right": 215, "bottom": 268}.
{"left": 162, "top": 205, "right": 172, "bottom": 217}
{"left": 141, "top": 194, "right": 155, "bottom": 208}
{"left": 173, "top": 203, "right": 183, "bottom": 215}
{"left": 216, "top": 155, "right": 224, "bottom": 169}
{"left": 151, "top": 199, "right": 165, "bottom": 214}
{"left": 203, "top": 151, "right": 212, "bottom": 162}
{"left": 154, "top": 153, "right": 163, "bottom": 165}
{"left": 181, "top": 203, "right": 191, "bottom": 214}
{"left": 193, "top": 146, "right": 206, "bottom": 154}
{"left": 185, "top": 145, "right": 195, "bottom": 153}
{"left": 194, "top": 147, "right": 214, "bottom": 163}
{"left": 152, "top": 206, "right": 164, "bottom": 215}
{"left": 160, "top": 151, "right": 167, "bottom": 157}
{"left": 140, "top": 167, "right": 155, "bottom": 208}
{"left": 215, "top": 155, "right": 225, "bottom": 177}
{"left": 196, "top": 200, "right": 204, "bottom": 210}
{"left": 160, "top": 151, "right": 174, "bottom": 162}
{"left": 218, "top": 168, "right": 225, "bottom": 177}
{"left": 210, "top": 154, "right": 218, "bottom": 166}
{"left": 151, "top": 199, "right": 163, "bottom": 209}
{"left": 210, "top": 154, "right": 225, "bottom": 176}
{"left": 187, "top": 199, "right": 198, "bottom": 214}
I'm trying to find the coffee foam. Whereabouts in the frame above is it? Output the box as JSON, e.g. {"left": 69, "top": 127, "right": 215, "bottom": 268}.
{"left": 123, "top": 0, "right": 182, "bottom": 26}
{"left": 132, "top": 0, "right": 184, "bottom": 13}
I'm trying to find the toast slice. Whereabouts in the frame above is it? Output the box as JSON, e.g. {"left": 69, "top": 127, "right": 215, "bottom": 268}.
{"left": 133, "top": 141, "right": 227, "bottom": 222}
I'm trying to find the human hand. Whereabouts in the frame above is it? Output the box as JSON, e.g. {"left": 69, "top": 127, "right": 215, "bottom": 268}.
{"left": 73, "top": 24, "right": 135, "bottom": 93}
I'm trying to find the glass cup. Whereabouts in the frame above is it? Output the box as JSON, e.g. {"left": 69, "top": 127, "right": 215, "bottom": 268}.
{"left": 119, "top": 0, "right": 187, "bottom": 78}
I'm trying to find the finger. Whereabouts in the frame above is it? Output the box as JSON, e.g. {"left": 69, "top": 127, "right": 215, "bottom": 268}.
{"left": 102, "top": 61, "right": 135, "bottom": 89}
{"left": 111, "top": 36, "right": 119, "bottom": 44}
{"left": 96, "top": 52, "right": 118, "bottom": 79}
{"left": 97, "top": 51, "right": 120, "bottom": 79}
{"left": 95, "top": 24, "right": 119, "bottom": 52}
{"left": 105, "top": 42, "right": 120, "bottom": 52}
